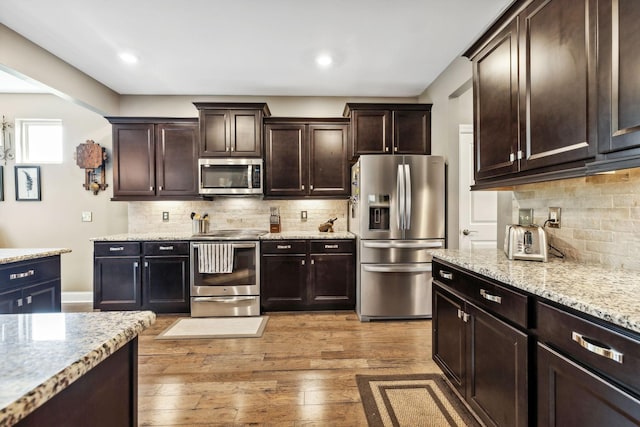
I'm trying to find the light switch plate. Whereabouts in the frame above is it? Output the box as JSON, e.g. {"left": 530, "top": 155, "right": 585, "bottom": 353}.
{"left": 162, "top": 211, "right": 169, "bottom": 222}
{"left": 81, "top": 211, "right": 92, "bottom": 222}
{"left": 301, "top": 211, "right": 307, "bottom": 221}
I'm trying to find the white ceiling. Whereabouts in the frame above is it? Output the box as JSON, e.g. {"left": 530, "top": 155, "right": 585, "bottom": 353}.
{"left": 0, "top": 0, "right": 511, "bottom": 97}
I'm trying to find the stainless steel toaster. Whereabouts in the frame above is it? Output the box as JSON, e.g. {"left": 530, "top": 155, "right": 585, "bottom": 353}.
{"left": 504, "top": 224, "right": 548, "bottom": 262}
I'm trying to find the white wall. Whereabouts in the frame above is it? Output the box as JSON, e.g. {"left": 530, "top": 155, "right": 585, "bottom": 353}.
{"left": 419, "top": 57, "right": 473, "bottom": 248}
{"left": 0, "top": 94, "right": 128, "bottom": 292}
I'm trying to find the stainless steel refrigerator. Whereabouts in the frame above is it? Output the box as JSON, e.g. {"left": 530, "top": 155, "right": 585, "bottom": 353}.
{"left": 349, "top": 155, "right": 446, "bottom": 321}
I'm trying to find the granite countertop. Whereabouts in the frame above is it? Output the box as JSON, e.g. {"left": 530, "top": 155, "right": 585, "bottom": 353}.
{"left": 92, "top": 231, "right": 355, "bottom": 241}
{"left": 0, "top": 248, "right": 72, "bottom": 265}
{"left": 0, "top": 311, "right": 155, "bottom": 426}
{"left": 431, "top": 248, "right": 640, "bottom": 335}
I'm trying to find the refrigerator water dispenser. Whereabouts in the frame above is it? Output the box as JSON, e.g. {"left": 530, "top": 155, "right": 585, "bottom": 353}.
{"left": 368, "top": 194, "right": 390, "bottom": 230}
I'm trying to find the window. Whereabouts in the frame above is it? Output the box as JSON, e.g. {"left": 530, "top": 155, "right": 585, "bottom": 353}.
{"left": 15, "top": 119, "right": 63, "bottom": 164}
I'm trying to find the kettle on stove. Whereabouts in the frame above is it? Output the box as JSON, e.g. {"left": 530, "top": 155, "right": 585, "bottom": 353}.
{"left": 504, "top": 224, "right": 548, "bottom": 262}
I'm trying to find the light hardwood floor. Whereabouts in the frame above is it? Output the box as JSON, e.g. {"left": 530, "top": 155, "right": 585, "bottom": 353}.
{"left": 137, "top": 312, "right": 440, "bottom": 426}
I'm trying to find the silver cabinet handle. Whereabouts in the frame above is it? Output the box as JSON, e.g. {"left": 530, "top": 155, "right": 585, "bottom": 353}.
{"left": 230, "top": 146, "right": 235, "bottom": 152}
{"left": 480, "top": 289, "right": 502, "bottom": 304}
{"left": 134, "top": 261, "right": 139, "bottom": 268}
{"left": 324, "top": 244, "right": 339, "bottom": 249}
{"left": 572, "top": 332, "right": 624, "bottom": 364}
{"left": 17, "top": 298, "right": 23, "bottom": 307}
{"left": 439, "top": 270, "right": 453, "bottom": 280}
{"left": 311, "top": 259, "right": 315, "bottom": 265}
{"left": 10, "top": 270, "right": 35, "bottom": 280}
{"left": 150, "top": 186, "right": 154, "bottom": 191}
{"left": 385, "top": 146, "right": 390, "bottom": 152}
{"left": 109, "top": 246, "right": 125, "bottom": 252}
{"left": 159, "top": 186, "right": 163, "bottom": 191}
{"left": 457, "top": 309, "right": 469, "bottom": 322}
{"left": 301, "top": 184, "right": 305, "bottom": 190}
{"left": 277, "top": 245, "right": 291, "bottom": 249}
{"left": 26, "top": 296, "right": 32, "bottom": 304}
{"left": 159, "top": 246, "right": 174, "bottom": 251}
{"left": 310, "top": 184, "right": 314, "bottom": 190}
{"left": 394, "top": 146, "right": 398, "bottom": 152}
{"left": 144, "top": 261, "right": 149, "bottom": 268}
{"left": 509, "top": 152, "right": 515, "bottom": 162}
{"left": 302, "top": 260, "right": 306, "bottom": 266}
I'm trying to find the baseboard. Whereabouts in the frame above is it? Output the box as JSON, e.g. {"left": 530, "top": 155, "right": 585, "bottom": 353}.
{"left": 61, "top": 291, "right": 93, "bottom": 303}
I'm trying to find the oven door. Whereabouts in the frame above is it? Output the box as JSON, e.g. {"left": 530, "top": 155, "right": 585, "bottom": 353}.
{"left": 191, "top": 242, "right": 260, "bottom": 296}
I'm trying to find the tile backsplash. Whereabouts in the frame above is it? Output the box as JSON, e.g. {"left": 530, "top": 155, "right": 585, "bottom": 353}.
{"left": 512, "top": 168, "right": 640, "bottom": 271}
{"left": 128, "top": 198, "right": 349, "bottom": 234}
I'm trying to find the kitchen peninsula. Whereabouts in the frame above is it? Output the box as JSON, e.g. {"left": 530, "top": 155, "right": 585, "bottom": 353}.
{"left": 431, "top": 249, "right": 640, "bottom": 426}
{"left": 0, "top": 310, "right": 155, "bottom": 427}
{"left": 0, "top": 248, "right": 71, "bottom": 315}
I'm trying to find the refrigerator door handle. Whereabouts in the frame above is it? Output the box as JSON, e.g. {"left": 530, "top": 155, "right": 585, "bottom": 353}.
{"left": 362, "top": 264, "right": 433, "bottom": 273}
{"left": 397, "top": 164, "right": 405, "bottom": 230}
{"left": 362, "top": 241, "right": 444, "bottom": 249}
{"left": 404, "top": 163, "right": 412, "bottom": 230}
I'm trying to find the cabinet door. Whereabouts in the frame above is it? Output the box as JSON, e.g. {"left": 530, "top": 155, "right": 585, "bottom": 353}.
{"left": 199, "top": 109, "right": 229, "bottom": 157}
{"left": 261, "top": 254, "right": 307, "bottom": 310}
{"left": 308, "top": 124, "right": 349, "bottom": 197}
{"left": 538, "top": 343, "right": 640, "bottom": 427}
{"left": 352, "top": 110, "right": 392, "bottom": 155}
{"left": 432, "top": 283, "right": 466, "bottom": 397}
{"left": 264, "top": 124, "right": 307, "bottom": 197}
{"left": 393, "top": 109, "right": 431, "bottom": 154}
{"left": 598, "top": 0, "right": 640, "bottom": 154}
{"left": 155, "top": 122, "right": 198, "bottom": 196}
{"left": 519, "top": 0, "right": 597, "bottom": 171}
{"left": 466, "top": 303, "right": 528, "bottom": 427}
{"left": 23, "top": 280, "right": 60, "bottom": 313}
{"left": 112, "top": 124, "right": 155, "bottom": 196}
{"left": 143, "top": 256, "right": 190, "bottom": 313}
{"left": 94, "top": 257, "right": 142, "bottom": 310}
{"left": 0, "top": 287, "right": 21, "bottom": 314}
{"left": 308, "top": 253, "right": 354, "bottom": 309}
{"left": 472, "top": 18, "right": 520, "bottom": 180}
{"left": 230, "top": 110, "right": 262, "bottom": 157}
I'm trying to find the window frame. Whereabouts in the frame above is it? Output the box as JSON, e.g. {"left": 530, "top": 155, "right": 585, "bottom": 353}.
{"left": 15, "top": 118, "right": 64, "bottom": 164}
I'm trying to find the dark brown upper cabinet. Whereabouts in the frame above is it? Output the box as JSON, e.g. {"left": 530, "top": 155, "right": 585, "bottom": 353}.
{"left": 343, "top": 103, "right": 432, "bottom": 158}
{"left": 264, "top": 118, "right": 350, "bottom": 198}
{"left": 465, "top": 0, "right": 598, "bottom": 189}
{"left": 107, "top": 118, "right": 199, "bottom": 200}
{"left": 591, "top": 0, "right": 640, "bottom": 172}
{"left": 193, "top": 102, "right": 270, "bottom": 158}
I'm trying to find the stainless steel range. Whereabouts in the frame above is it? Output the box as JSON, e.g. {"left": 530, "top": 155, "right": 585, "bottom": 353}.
{"left": 190, "top": 229, "right": 267, "bottom": 317}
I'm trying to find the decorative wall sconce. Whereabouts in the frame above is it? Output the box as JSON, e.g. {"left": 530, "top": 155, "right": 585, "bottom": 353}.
{"left": 0, "top": 115, "right": 15, "bottom": 164}
{"left": 74, "top": 140, "right": 108, "bottom": 195}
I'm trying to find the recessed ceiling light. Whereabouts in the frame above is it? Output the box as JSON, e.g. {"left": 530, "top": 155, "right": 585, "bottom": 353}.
{"left": 315, "top": 54, "right": 333, "bottom": 68}
{"left": 118, "top": 52, "right": 138, "bottom": 65}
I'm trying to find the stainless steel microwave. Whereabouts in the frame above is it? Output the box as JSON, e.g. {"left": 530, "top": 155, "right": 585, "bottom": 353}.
{"left": 198, "top": 158, "right": 263, "bottom": 195}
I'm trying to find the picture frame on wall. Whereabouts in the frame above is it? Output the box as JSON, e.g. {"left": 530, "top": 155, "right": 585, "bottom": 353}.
{"left": 15, "top": 165, "right": 41, "bottom": 201}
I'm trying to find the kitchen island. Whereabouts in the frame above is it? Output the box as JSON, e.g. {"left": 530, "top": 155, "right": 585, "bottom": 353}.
{"left": 430, "top": 248, "right": 640, "bottom": 426}
{"left": 0, "top": 310, "right": 155, "bottom": 427}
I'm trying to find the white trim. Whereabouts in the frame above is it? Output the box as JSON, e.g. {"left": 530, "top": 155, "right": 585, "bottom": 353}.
{"left": 61, "top": 291, "right": 93, "bottom": 303}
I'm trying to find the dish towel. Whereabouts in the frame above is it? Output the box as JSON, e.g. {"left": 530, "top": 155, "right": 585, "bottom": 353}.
{"left": 198, "top": 243, "right": 234, "bottom": 273}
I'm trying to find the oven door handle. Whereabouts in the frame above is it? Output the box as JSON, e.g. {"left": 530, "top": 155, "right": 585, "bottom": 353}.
{"left": 192, "top": 296, "right": 257, "bottom": 303}
{"left": 362, "top": 264, "right": 433, "bottom": 273}
{"left": 192, "top": 243, "right": 256, "bottom": 249}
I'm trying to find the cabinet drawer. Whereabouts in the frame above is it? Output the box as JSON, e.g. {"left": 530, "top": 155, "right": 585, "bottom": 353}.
{"left": 433, "top": 260, "right": 529, "bottom": 328}
{"left": 537, "top": 301, "right": 640, "bottom": 395}
{"left": 143, "top": 241, "right": 189, "bottom": 256}
{"left": 94, "top": 242, "right": 141, "bottom": 257}
{"left": 309, "top": 240, "right": 354, "bottom": 253}
{"left": 0, "top": 257, "right": 60, "bottom": 288}
{"left": 261, "top": 240, "right": 306, "bottom": 254}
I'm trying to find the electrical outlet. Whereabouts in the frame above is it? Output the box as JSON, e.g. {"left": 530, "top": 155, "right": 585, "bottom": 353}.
{"left": 548, "top": 207, "right": 561, "bottom": 228}
{"left": 162, "top": 211, "right": 169, "bottom": 222}
{"left": 301, "top": 211, "right": 307, "bottom": 221}
{"left": 81, "top": 211, "right": 92, "bottom": 222}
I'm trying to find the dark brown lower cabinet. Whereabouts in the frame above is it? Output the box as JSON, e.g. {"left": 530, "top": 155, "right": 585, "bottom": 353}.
{"left": 93, "top": 241, "right": 189, "bottom": 313}
{"left": 0, "top": 256, "right": 61, "bottom": 314}
{"left": 537, "top": 343, "right": 640, "bottom": 427}
{"left": 261, "top": 239, "right": 355, "bottom": 311}
{"left": 433, "top": 283, "right": 528, "bottom": 427}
